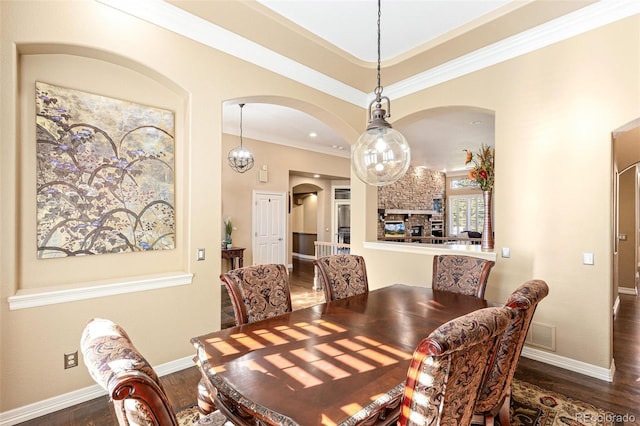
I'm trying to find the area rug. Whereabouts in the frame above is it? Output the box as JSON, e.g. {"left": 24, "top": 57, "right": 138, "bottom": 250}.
{"left": 177, "top": 407, "right": 233, "bottom": 426}
{"left": 179, "top": 379, "right": 623, "bottom": 426}
{"left": 511, "top": 379, "right": 623, "bottom": 426}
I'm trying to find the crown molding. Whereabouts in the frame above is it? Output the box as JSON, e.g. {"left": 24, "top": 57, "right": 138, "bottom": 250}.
{"left": 98, "top": 0, "right": 639, "bottom": 108}
{"left": 96, "top": 0, "right": 367, "bottom": 107}
{"left": 383, "top": 0, "right": 640, "bottom": 101}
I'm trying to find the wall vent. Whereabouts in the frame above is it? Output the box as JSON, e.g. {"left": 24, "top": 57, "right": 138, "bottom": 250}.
{"left": 525, "top": 321, "right": 556, "bottom": 351}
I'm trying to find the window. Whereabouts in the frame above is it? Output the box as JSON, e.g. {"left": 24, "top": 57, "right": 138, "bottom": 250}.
{"left": 450, "top": 176, "right": 480, "bottom": 190}
{"left": 448, "top": 194, "right": 485, "bottom": 235}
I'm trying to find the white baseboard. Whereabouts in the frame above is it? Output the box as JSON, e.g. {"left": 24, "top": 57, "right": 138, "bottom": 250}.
{"left": 0, "top": 356, "right": 194, "bottom": 426}
{"left": 292, "top": 252, "right": 315, "bottom": 260}
{"left": 618, "top": 286, "right": 638, "bottom": 295}
{"left": 521, "top": 345, "right": 615, "bottom": 382}
{"left": 1, "top": 347, "right": 618, "bottom": 424}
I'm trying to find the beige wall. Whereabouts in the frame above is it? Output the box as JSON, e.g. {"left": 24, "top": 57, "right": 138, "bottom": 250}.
{"left": 221, "top": 134, "right": 350, "bottom": 269}
{"left": 1, "top": 0, "right": 639, "bottom": 416}
{"left": 353, "top": 15, "right": 640, "bottom": 370}
{"left": 0, "top": 0, "right": 357, "bottom": 412}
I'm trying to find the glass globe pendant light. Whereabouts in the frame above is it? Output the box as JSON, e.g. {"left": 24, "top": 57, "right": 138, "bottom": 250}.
{"left": 352, "top": 0, "right": 410, "bottom": 186}
{"left": 228, "top": 103, "right": 255, "bottom": 173}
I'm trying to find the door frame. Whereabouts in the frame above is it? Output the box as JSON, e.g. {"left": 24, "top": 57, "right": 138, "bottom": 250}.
{"left": 331, "top": 184, "right": 351, "bottom": 243}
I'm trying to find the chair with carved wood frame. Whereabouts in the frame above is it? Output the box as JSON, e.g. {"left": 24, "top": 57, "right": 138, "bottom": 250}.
{"left": 473, "top": 279, "right": 550, "bottom": 426}
{"left": 432, "top": 254, "right": 495, "bottom": 298}
{"left": 220, "top": 263, "right": 293, "bottom": 325}
{"left": 314, "top": 254, "right": 369, "bottom": 302}
{"left": 81, "top": 318, "right": 229, "bottom": 426}
{"left": 198, "top": 264, "right": 293, "bottom": 413}
{"left": 398, "top": 306, "right": 514, "bottom": 426}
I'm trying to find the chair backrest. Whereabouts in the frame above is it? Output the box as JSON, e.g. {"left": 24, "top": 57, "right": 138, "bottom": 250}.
{"left": 313, "top": 254, "right": 369, "bottom": 302}
{"left": 221, "top": 263, "right": 292, "bottom": 325}
{"left": 474, "top": 279, "right": 550, "bottom": 416}
{"left": 398, "top": 306, "right": 513, "bottom": 426}
{"left": 80, "top": 318, "right": 178, "bottom": 426}
{"left": 432, "top": 254, "right": 495, "bottom": 298}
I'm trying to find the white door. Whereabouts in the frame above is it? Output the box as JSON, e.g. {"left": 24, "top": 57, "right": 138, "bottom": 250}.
{"left": 253, "top": 191, "right": 286, "bottom": 265}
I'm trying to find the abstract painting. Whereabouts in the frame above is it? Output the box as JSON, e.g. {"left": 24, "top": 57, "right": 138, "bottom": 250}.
{"left": 36, "top": 82, "right": 175, "bottom": 258}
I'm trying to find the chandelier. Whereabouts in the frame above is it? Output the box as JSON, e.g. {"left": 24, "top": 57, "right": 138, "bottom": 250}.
{"left": 228, "top": 103, "right": 255, "bottom": 173}
{"left": 351, "top": 0, "right": 411, "bottom": 186}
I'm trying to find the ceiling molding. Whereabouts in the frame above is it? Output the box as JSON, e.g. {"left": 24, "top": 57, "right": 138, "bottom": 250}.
{"left": 383, "top": 0, "right": 640, "bottom": 101}
{"left": 98, "top": 0, "right": 639, "bottom": 108}
{"left": 96, "top": 0, "right": 367, "bottom": 107}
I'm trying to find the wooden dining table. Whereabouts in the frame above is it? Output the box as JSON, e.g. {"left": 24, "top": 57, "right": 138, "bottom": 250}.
{"left": 191, "top": 284, "right": 492, "bottom": 426}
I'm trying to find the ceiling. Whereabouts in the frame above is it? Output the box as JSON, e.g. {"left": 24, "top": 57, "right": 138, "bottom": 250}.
{"left": 219, "top": 0, "right": 517, "bottom": 172}
{"left": 128, "top": 0, "right": 611, "bottom": 173}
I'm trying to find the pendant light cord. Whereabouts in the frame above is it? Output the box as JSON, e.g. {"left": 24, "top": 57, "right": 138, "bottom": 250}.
{"left": 375, "top": 0, "right": 383, "bottom": 102}
{"left": 239, "top": 103, "right": 245, "bottom": 147}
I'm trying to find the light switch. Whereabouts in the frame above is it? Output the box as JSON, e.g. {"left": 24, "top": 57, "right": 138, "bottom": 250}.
{"left": 582, "top": 252, "right": 594, "bottom": 265}
{"left": 501, "top": 247, "right": 510, "bottom": 258}
{"left": 197, "top": 248, "right": 206, "bottom": 261}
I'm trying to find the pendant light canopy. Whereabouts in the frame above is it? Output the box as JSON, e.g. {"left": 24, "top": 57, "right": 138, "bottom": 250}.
{"left": 228, "top": 103, "right": 255, "bottom": 173}
{"left": 352, "top": 0, "right": 410, "bottom": 186}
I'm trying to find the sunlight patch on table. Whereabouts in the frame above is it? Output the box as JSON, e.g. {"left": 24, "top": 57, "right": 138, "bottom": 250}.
{"left": 335, "top": 354, "right": 375, "bottom": 372}
{"left": 310, "top": 359, "right": 351, "bottom": 380}
{"left": 282, "top": 365, "right": 323, "bottom": 388}
{"left": 253, "top": 328, "right": 290, "bottom": 345}
{"left": 208, "top": 338, "right": 240, "bottom": 356}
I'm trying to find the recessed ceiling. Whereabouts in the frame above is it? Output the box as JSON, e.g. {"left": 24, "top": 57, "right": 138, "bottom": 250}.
{"left": 256, "top": 0, "right": 514, "bottom": 63}
{"left": 223, "top": 102, "right": 494, "bottom": 172}
{"left": 223, "top": 102, "right": 350, "bottom": 159}
{"left": 147, "top": 0, "right": 608, "bottom": 172}
{"left": 220, "top": 1, "right": 515, "bottom": 171}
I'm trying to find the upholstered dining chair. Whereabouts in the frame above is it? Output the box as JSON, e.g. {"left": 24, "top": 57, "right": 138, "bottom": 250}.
{"left": 81, "top": 318, "right": 230, "bottom": 426}
{"left": 195, "top": 264, "right": 294, "bottom": 414}
{"left": 398, "top": 306, "right": 514, "bottom": 426}
{"left": 432, "top": 254, "right": 495, "bottom": 298}
{"left": 314, "top": 254, "right": 369, "bottom": 302}
{"left": 220, "top": 263, "right": 293, "bottom": 325}
{"left": 473, "top": 279, "right": 550, "bottom": 426}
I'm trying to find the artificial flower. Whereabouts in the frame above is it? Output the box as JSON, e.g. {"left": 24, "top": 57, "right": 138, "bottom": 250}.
{"left": 464, "top": 144, "right": 495, "bottom": 191}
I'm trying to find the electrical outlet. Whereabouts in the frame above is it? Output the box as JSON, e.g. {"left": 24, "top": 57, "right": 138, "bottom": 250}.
{"left": 64, "top": 351, "right": 78, "bottom": 369}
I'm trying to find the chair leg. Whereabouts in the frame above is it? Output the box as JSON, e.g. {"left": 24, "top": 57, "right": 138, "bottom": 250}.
{"left": 497, "top": 390, "right": 511, "bottom": 426}
{"left": 471, "top": 413, "right": 486, "bottom": 425}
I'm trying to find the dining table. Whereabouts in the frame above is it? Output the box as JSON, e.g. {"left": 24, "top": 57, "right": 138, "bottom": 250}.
{"left": 191, "top": 284, "right": 492, "bottom": 426}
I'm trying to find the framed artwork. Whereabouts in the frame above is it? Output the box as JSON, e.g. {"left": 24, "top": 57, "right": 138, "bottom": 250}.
{"left": 35, "top": 81, "right": 175, "bottom": 258}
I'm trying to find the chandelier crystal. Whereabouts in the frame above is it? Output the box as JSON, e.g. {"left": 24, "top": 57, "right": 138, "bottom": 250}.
{"left": 352, "top": 0, "right": 410, "bottom": 186}
{"left": 228, "top": 103, "right": 254, "bottom": 173}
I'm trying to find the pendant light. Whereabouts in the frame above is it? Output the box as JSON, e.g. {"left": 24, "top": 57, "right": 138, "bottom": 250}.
{"left": 352, "top": 0, "right": 410, "bottom": 186}
{"left": 228, "top": 103, "right": 255, "bottom": 173}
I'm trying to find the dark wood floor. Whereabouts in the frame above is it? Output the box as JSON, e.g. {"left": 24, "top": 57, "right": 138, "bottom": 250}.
{"left": 18, "top": 259, "right": 640, "bottom": 425}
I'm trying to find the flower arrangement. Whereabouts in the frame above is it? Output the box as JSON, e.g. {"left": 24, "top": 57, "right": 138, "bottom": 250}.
{"left": 464, "top": 144, "right": 495, "bottom": 191}
{"left": 224, "top": 217, "right": 233, "bottom": 241}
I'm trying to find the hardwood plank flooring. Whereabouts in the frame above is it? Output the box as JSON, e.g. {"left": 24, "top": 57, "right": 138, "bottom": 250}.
{"left": 17, "top": 258, "right": 639, "bottom": 425}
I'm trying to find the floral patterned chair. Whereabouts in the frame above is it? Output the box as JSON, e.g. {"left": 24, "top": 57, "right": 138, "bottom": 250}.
{"left": 220, "top": 263, "right": 293, "bottom": 325}
{"left": 398, "top": 306, "right": 514, "bottom": 426}
{"left": 473, "top": 279, "right": 550, "bottom": 426}
{"left": 314, "top": 254, "right": 369, "bottom": 302}
{"left": 432, "top": 254, "right": 495, "bottom": 298}
{"left": 80, "top": 318, "right": 230, "bottom": 426}
{"left": 195, "top": 264, "right": 294, "bottom": 414}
